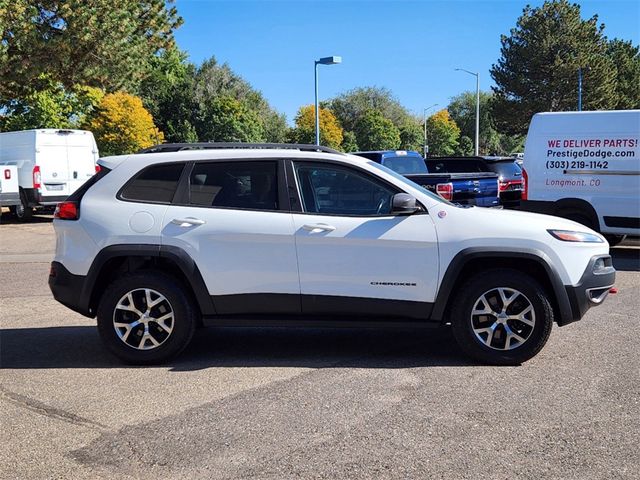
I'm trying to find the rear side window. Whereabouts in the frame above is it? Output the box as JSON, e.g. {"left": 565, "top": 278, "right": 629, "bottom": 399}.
{"left": 426, "top": 159, "right": 488, "bottom": 173}
{"left": 189, "top": 161, "right": 278, "bottom": 211}
{"left": 382, "top": 156, "right": 428, "bottom": 174}
{"left": 120, "top": 163, "right": 185, "bottom": 203}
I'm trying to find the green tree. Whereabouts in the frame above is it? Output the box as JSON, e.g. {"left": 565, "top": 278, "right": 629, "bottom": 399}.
{"left": 197, "top": 96, "right": 264, "bottom": 143}
{"left": 448, "top": 91, "right": 497, "bottom": 154}
{"left": 325, "top": 87, "right": 412, "bottom": 133}
{"left": 353, "top": 109, "right": 401, "bottom": 151}
{"left": 0, "top": 1, "right": 182, "bottom": 99}
{"left": 426, "top": 109, "right": 460, "bottom": 156}
{"left": 491, "top": 0, "right": 617, "bottom": 134}
{"left": 608, "top": 39, "right": 640, "bottom": 109}
{"left": 398, "top": 120, "right": 424, "bottom": 152}
{"left": 85, "top": 91, "right": 163, "bottom": 156}
{"left": 0, "top": 75, "right": 103, "bottom": 131}
{"left": 454, "top": 136, "right": 474, "bottom": 156}
{"left": 139, "top": 47, "right": 198, "bottom": 143}
{"left": 289, "top": 105, "right": 343, "bottom": 150}
{"left": 194, "top": 57, "right": 287, "bottom": 142}
{"left": 340, "top": 131, "right": 359, "bottom": 152}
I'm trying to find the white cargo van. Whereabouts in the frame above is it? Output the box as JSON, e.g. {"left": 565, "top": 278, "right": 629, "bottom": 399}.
{"left": 0, "top": 129, "right": 99, "bottom": 220}
{"left": 520, "top": 110, "right": 640, "bottom": 245}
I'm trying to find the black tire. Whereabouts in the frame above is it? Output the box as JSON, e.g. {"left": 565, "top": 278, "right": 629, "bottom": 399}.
{"left": 560, "top": 210, "right": 594, "bottom": 230}
{"left": 604, "top": 234, "right": 626, "bottom": 247}
{"left": 450, "top": 269, "right": 553, "bottom": 365}
{"left": 97, "top": 271, "right": 197, "bottom": 365}
{"left": 11, "top": 201, "right": 34, "bottom": 222}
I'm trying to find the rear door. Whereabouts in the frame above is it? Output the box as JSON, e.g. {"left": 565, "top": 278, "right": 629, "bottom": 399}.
{"left": 162, "top": 159, "right": 301, "bottom": 315}
{"left": 66, "top": 131, "right": 98, "bottom": 195}
{"left": 36, "top": 130, "right": 97, "bottom": 201}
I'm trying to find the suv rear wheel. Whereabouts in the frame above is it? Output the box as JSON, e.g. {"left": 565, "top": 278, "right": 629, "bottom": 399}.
{"left": 97, "top": 271, "right": 197, "bottom": 364}
{"left": 450, "top": 269, "right": 553, "bottom": 365}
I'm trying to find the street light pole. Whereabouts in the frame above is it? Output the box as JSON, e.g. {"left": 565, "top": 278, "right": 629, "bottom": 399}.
{"left": 578, "top": 67, "right": 583, "bottom": 111}
{"left": 455, "top": 68, "right": 480, "bottom": 156}
{"left": 314, "top": 56, "right": 342, "bottom": 146}
{"left": 423, "top": 103, "right": 438, "bottom": 158}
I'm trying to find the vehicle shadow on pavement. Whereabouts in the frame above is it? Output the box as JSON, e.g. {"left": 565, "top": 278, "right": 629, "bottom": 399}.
{"left": 0, "top": 213, "right": 53, "bottom": 225}
{"left": 610, "top": 247, "right": 640, "bottom": 272}
{"left": 0, "top": 325, "right": 478, "bottom": 370}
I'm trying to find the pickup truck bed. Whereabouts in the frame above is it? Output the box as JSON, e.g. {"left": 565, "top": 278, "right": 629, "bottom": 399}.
{"left": 352, "top": 151, "right": 499, "bottom": 207}
{"left": 405, "top": 172, "right": 499, "bottom": 207}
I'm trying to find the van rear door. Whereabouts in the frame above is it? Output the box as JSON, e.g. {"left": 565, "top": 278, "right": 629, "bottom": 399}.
{"left": 36, "top": 130, "right": 97, "bottom": 203}
{"left": 66, "top": 131, "right": 98, "bottom": 196}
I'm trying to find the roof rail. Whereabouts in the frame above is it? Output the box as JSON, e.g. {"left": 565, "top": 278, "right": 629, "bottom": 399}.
{"left": 137, "top": 142, "right": 344, "bottom": 155}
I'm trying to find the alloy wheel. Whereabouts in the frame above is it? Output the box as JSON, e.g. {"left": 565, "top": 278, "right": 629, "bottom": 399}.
{"left": 112, "top": 288, "right": 174, "bottom": 350}
{"left": 470, "top": 287, "right": 536, "bottom": 351}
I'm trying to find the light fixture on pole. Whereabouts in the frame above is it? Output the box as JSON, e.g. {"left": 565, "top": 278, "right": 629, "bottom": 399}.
{"left": 314, "top": 56, "right": 342, "bottom": 146}
{"left": 455, "top": 68, "right": 480, "bottom": 156}
{"left": 423, "top": 104, "right": 438, "bottom": 158}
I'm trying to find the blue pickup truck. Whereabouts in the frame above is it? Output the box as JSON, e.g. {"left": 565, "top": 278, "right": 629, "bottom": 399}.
{"left": 352, "top": 150, "right": 499, "bottom": 207}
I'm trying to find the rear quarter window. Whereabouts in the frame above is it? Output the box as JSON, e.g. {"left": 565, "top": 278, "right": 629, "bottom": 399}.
{"left": 119, "top": 163, "right": 186, "bottom": 203}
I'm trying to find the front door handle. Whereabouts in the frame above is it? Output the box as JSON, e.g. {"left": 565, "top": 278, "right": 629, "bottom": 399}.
{"left": 171, "top": 217, "right": 206, "bottom": 227}
{"left": 302, "top": 223, "right": 336, "bottom": 233}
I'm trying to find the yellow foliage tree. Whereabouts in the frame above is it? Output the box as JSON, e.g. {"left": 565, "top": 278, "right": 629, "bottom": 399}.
{"left": 291, "top": 105, "right": 343, "bottom": 150}
{"left": 85, "top": 92, "right": 164, "bottom": 156}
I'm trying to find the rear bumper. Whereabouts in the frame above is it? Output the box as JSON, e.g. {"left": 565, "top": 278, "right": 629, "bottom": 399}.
{"left": 561, "top": 255, "right": 615, "bottom": 326}
{"left": 0, "top": 192, "right": 21, "bottom": 206}
{"left": 49, "top": 261, "right": 93, "bottom": 317}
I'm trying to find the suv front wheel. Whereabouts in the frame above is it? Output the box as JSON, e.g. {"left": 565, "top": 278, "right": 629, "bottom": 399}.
{"left": 97, "top": 271, "right": 197, "bottom": 364}
{"left": 450, "top": 269, "right": 553, "bottom": 365}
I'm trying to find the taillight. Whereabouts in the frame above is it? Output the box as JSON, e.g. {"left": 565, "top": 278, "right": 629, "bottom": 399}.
{"left": 95, "top": 164, "right": 101, "bottom": 173}
{"left": 4, "top": 169, "right": 10, "bottom": 180}
{"left": 436, "top": 182, "right": 453, "bottom": 201}
{"left": 33, "top": 165, "right": 41, "bottom": 189}
{"left": 521, "top": 168, "right": 528, "bottom": 200}
{"left": 54, "top": 201, "right": 79, "bottom": 220}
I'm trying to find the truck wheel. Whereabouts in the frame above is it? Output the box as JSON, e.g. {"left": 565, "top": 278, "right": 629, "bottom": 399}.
{"left": 604, "top": 234, "right": 626, "bottom": 247}
{"left": 96, "top": 271, "right": 197, "bottom": 365}
{"left": 450, "top": 269, "right": 553, "bottom": 365}
{"left": 560, "top": 211, "right": 594, "bottom": 230}
{"left": 11, "top": 202, "right": 34, "bottom": 222}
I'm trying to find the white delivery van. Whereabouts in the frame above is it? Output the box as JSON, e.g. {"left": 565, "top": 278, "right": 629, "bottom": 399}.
{"left": 0, "top": 129, "right": 99, "bottom": 220}
{"left": 520, "top": 110, "right": 640, "bottom": 245}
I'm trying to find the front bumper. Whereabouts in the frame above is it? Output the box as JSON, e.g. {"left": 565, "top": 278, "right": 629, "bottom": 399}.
{"left": 561, "top": 255, "right": 615, "bottom": 325}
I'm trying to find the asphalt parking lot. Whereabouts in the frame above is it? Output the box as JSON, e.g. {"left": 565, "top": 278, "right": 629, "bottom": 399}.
{"left": 1, "top": 212, "right": 639, "bottom": 479}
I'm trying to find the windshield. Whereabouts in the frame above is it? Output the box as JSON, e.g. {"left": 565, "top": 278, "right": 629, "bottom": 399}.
{"left": 366, "top": 161, "right": 451, "bottom": 205}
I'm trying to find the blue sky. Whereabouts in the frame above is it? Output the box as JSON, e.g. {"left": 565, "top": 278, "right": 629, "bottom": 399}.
{"left": 174, "top": 0, "right": 640, "bottom": 124}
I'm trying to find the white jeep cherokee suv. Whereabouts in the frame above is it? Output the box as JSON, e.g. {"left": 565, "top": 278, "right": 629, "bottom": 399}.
{"left": 49, "top": 143, "right": 616, "bottom": 365}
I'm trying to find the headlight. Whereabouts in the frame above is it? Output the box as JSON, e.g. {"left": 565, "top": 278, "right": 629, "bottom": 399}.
{"left": 547, "top": 230, "right": 604, "bottom": 243}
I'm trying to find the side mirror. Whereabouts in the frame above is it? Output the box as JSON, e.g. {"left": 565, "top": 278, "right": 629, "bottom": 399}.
{"left": 391, "top": 193, "right": 420, "bottom": 215}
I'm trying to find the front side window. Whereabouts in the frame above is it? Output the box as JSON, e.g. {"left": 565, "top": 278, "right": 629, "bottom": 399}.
{"left": 295, "top": 163, "right": 396, "bottom": 216}
{"left": 189, "top": 161, "right": 278, "bottom": 210}
{"left": 120, "top": 163, "right": 185, "bottom": 203}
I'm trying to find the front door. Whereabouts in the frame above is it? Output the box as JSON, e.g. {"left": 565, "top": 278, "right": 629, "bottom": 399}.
{"left": 290, "top": 161, "right": 439, "bottom": 320}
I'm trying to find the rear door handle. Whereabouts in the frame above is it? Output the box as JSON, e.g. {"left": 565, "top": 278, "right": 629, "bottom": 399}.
{"left": 171, "top": 217, "right": 206, "bottom": 227}
{"left": 302, "top": 223, "right": 336, "bottom": 233}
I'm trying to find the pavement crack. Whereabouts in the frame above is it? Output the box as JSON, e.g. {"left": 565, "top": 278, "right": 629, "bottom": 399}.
{"left": 0, "top": 385, "right": 107, "bottom": 431}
